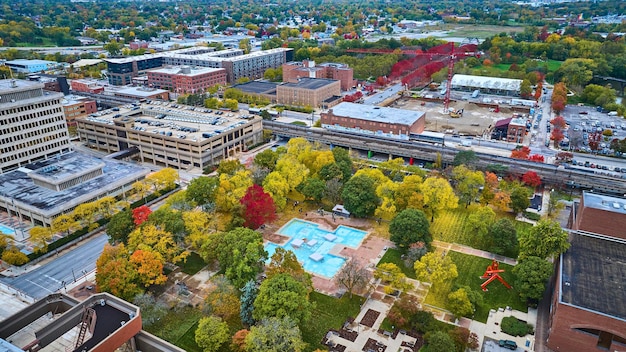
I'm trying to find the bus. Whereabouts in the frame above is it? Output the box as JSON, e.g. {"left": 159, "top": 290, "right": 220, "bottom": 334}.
{"left": 410, "top": 131, "right": 445, "bottom": 145}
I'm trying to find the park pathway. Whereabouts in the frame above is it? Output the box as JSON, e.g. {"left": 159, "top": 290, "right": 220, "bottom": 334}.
{"left": 432, "top": 240, "right": 518, "bottom": 266}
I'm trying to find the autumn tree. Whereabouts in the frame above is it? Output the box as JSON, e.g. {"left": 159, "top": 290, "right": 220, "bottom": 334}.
{"left": 146, "top": 167, "right": 178, "bottom": 192}
{"left": 389, "top": 208, "right": 431, "bottom": 248}
{"left": 414, "top": 252, "right": 458, "bottom": 292}
{"left": 449, "top": 327, "right": 479, "bottom": 352}
{"left": 452, "top": 165, "right": 485, "bottom": 207}
{"left": 132, "top": 205, "right": 152, "bottom": 226}
{"left": 341, "top": 174, "right": 380, "bottom": 218}
{"left": 231, "top": 329, "right": 249, "bottom": 352}
{"left": 420, "top": 177, "right": 458, "bottom": 222}
{"left": 205, "top": 275, "right": 241, "bottom": 321}
{"left": 394, "top": 174, "right": 424, "bottom": 211}
{"left": 29, "top": 226, "right": 53, "bottom": 253}
{"left": 522, "top": 171, "right": 542, "bottom": 188}
{"left": 334, "top": 258, "right": 372, "bottom": 298}
{"left": 245, "top": 317, "right": 306, "bottom": 352}
{"left": 387, "top": 294, "right": 420, "bottom": 329}
{"left": 550, "top": 116, "right": 567, "bottom": 130}
{"left": 73, "top": 202, "right": 98, "bottom": 230}
{"left": 510, "top": 145, "right": 531, "bottom": 160}
{"left": 128, "top": 224, "right": 188, "bottom": 264}
{"left": 240, "top": 184, "right": 277, "bottom": 229}
{"left": 266, "top": 248, "right": 312, "bottom": 291}
{"left": 518, "top": 219, "right": 569, "bottom": 259}
{"left": 130, "top": 249, "right": 167, "bottom": 287}
{"left": 551, "top": 128, "right": 565, "bottom": 148}
{"left": 374, "top": 263, "right": 414, "bottom": 294}
{"left": 253, "top": 274, "right": 313, "bottom": 326}
{"left": 262, "top": 171, "right": 290, "bottom": 210}
{"left": 195, "top": 316, "right": 230, "bottom": 352}
{"left": 96, "top": 244, "right": 141, "bottom": 300}
{"left": 2, "top": 247, "right": 29, "bottom": 265}
{"left": 52, "top": 213, "right": 78, "bottom": 237}
{"left": 215, "top": 169, "right": 253, "bottom": 212}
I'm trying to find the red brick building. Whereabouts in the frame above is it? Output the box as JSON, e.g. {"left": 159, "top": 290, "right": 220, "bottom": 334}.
{"left": 321, "top": 102, "right": 425, "bottom": 140}
{"left": 276, "top": 78, "right": 341, "bottom": 108}
{"left": 62, "top": 96, "right": 97, "bottom": 126}
{"left": 147, "top": 66, "right": 227, "bottom": 94}
{"left": 71, "top": 79, "right": 105, "bottom": 94}
{"left": 283, "top": 60, "right": 355, "bottom": 91}
{"left": 547, "top": 192, "right": 626, "bottom": 352}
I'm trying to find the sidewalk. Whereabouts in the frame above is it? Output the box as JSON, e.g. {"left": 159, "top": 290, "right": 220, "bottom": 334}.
{"left": 432, "top": 240, "right": 518, "bottom": 266}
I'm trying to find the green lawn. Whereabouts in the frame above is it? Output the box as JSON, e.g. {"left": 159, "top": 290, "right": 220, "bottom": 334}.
{"left": 424, "top": 251, "right": 526, "bottom": 322}
{"left": 493, "top": 63, "right": 512, "bottom": 71}
{"left": 377, "top": 248, "right": 416, "bottom": 279}
{"left": 144, "top": 307, "right": 203, "bottom": 352}
{"left": 430, "top": 206, "right": 531, "bottom": 256}
{"left": 546, "top": 59, "right": 563, "bottom": 72}
{"left": 301, "top": 292, "right": 364, "bottom": 351}
{"left": 177, "top": 251, "right": 207, "bottom": 275}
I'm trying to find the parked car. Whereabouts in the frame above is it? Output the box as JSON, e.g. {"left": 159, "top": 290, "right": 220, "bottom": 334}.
{"left": 499, "top": 340, "right": 518, "bottom": 350}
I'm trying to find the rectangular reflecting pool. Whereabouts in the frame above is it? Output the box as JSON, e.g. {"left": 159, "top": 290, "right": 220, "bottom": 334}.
{"left": 265, "top": 218, "right": 368, "bottom": 278}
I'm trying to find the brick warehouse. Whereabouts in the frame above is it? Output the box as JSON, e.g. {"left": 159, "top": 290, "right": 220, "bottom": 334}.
{"left": 547, "top": 192, "right": 626, "bottom": 352}
{"left": 320, "top": 102, "right": 425, "bottom": 140}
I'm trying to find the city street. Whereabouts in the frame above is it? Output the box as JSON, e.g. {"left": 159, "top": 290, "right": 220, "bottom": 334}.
{"left": 0, "top": 234, "right": 108, "bottom": 300}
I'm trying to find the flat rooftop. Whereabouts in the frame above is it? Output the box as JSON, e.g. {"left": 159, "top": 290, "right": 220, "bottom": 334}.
{"left": 329, "top": 102, "right": 426, "bottom": 126}
{"left": 582, "top": 191, "right": 626, "bottom": 216}
{"left": 232, "top": 81, "right": 278, "bottom": 94}
{"left": 560, "top": 232, "right": 626, "bottom": 321}
{"left": 82, "top": 100, "right": 261, "bottom": 142}
{"left": 281, "top": 77, "right": 338, "bottom": 90}
{"left": 0, "top": 79, "right": 43, "bottom": 92}
{"left": 5, "top": 59, "right": 55, "bottom": 66}
{"left": 0, "top": 152, "right": 149, "bottom": 215}
{"left": 148, "top": 66, "right": 225, "bottom": 76}
{"left": 109, "top": 86, "right": 169, "bottom": 97}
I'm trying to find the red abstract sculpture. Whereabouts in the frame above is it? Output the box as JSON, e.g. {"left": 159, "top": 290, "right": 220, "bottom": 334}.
{"left": 480, "top": 260, "right": 512, "bottom": 292}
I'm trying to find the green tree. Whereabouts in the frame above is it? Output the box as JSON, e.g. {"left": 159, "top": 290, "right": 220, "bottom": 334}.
{"left": 425, "top": 331, "right": 456, "bottom": 352}
{"left": 452, "top": 150, "right": 478, "bottom": 167}
{"left": 487, "top": 219, "right": 518, "bottom": 257}
{"left": 186, "top": 176, "right": 218, "bottom": 205}
{"left": 341, "top": 174, "right": 379, "bottom": 218}
{"left": 297, "top": 178, "right": 326, "bottom": 203}
{"left": 107, "top": 210, "right": 135, "bottom": 244}
{"left": 195, "top": 316, "right": 230, "bottom": 352}
{"left": 254, "top": 149, "right": 280, "bottom": 171}
{"left": 253, "top": 274, "right": 313, "bottom": 326}
{"left": 447, "top": 288, "right": 474, "bottom": 318}
{"left": 374, "top": 263, "right": 414, "bottom": 294}
{"left": 421, "top": 177, "right": 459, "bottom": 222}
{"left": 240, "top": 280, "right": 258, "bottom": 327}
{"left": 512, "top": 256, "right": 553, "bottom": 301}
{"left": 518, "top": 219, "right": 569, "bottom": 259}
{"left": 414, "top": 252, "right": 458, "bottom": 292}
{"left": 245, "top": 317, "right": 306, "bottom": 352}
{"left": 203, "top": 227, "right": 267, "bottom": 288}
{"left": 520, "top": 79, "right": 532, "bottom": 98}
{"left": 239, "top": 38, "right": 252, "bottom": 54}
{"left": 466, "top": 206, "right": 496, "bottom": 244}
{"left": 389, "top": 208, "right": 431, "bottom": 248}
{"left": 103, "top": 40, "right": 123, "bottom": 56}
{"left": 509, "top": 184, "right": 531, "bottom": 214}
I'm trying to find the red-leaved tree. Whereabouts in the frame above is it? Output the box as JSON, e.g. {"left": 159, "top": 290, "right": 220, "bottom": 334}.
{"left": 522, "top": 171, "right": 542, "bottom": 188}
{"left": 551, "top": 128, "right": 565, "bottom": 147}
{"left": 528, "top": 154, "right": 545, "bottom": 163}
{"left": 588, "top": 132, "right": 602, "bottom": 152}
{"left": 550, "top": 116, "right": 567, "bottom": 129}
{"left": 510, "top": 146, "right": 531, "bottom": 160}
{"left": 132, "top": 205, "right": 152, "bottom": 226}
{"left": 240, "top": 184, "right": 277, "bottom": 229}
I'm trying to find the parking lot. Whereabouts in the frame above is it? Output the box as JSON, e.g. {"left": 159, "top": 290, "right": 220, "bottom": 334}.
{"left": 560, "top": 105, "right": 626, "bottom": 153}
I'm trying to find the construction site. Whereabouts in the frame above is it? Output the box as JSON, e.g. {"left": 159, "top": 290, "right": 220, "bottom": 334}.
{"left": 347, "top": 42, "right": 537, "bottom": 137}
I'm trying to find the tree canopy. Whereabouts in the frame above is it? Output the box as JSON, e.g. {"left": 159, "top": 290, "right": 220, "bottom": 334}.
{"left": 253, "top": 274, "right": 313, "bottom": 326}
{"left": 389, "top": 208, "right": 431, "bottom": 248}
